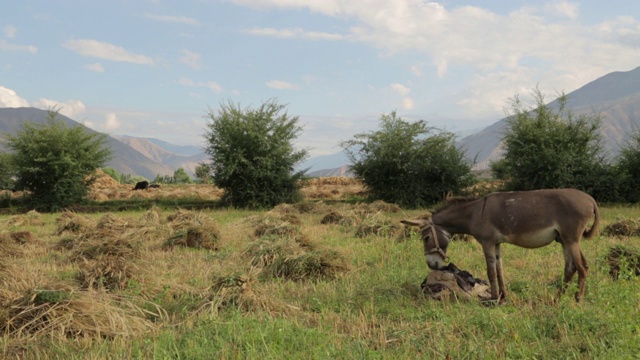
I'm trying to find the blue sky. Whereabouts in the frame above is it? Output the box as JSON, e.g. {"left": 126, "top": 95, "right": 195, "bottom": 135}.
{"left": 1, "top": 0, "right": 639, "bottom": 156}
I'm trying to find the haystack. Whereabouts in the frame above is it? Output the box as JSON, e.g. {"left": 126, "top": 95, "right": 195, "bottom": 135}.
{"left": 602, "top": 219, "right": 640, "bottom": 237}
{"left": 78, "top": 256, "right": 137, "bottom": 291}
{"left": 0, "top": 285, "right": 158, "bottom": 339}
{"left": 204, "top": 273, "right": 277, "bottom": 313}
{"left": 6, "top": 210, "right": 44, "bottom": 227}
{"left": 55, "top": 211, "right": 95, "bottom": 235}
{"left": 355, "top": 213, "right": 402, "bottom": 238}
{"left": 605, "top": 245, "right": 640, "bottom": 280}
{"left": 164, "top": 210, "right": 220, "bottom": 250}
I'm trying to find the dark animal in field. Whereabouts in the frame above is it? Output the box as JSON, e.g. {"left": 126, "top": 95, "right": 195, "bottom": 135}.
{"left": 132, "top": 181, "right": 149, "bottom": 190}
{"left": 149, "top": 184, "right": 161, "bottom": 189}
{"left": 402, "top": 189, "right": 600, "bottom": 302}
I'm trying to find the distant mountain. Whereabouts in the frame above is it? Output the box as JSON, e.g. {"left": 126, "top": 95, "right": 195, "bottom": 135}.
{"left": 114, "top": 135, "right": 209, "bottom": 176}
{"left": 458, "top": 66, "right": 640, "bottom": 170}
{"left": 0, "top": 107, "right": 180, "bottom": 180}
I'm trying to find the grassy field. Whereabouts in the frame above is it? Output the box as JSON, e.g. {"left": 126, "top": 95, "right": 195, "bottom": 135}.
{"left": 0, "top": 197, "right": 639, "bottom": 359}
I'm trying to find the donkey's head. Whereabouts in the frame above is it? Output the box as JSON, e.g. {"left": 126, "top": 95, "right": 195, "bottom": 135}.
{"left": 401, "top": 218, "right": 451, "bottom": 270}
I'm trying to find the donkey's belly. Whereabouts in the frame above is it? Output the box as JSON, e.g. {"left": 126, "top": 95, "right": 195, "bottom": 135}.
{"left": 503, "top": 226, "right": 557, "bottom": 248}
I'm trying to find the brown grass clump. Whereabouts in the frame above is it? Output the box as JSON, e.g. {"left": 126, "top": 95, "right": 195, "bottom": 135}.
{"left": 9, "top": 231, "right": 35, "bottom": 245}
{"left": 6, "top": 210, "right": 44, "bottom": 227}
{"left": 0, "top": 285, "right": 159, "bottom": 339}
{"left": 140, "top": 206, "right": 161, "bottom": 225}
{"left": 78, "top": 256, "right": 137, "bottom": 291}
{"left": 252, "top": 214, "right": 302, "bottom": 238}
{"left": 71, "top": 238, "right": 141, "bottom": 262}
{"left": 0, "top": 234, "right": 23, "bottom": 257}
{"left": 320, "top": 210, "right": 359, "bottom": 227}
{"left": 261, "top": 249, "right": 350, "bottom": 281}
{"left": 602, "top": 219, "right": 640, "bottom": 237}
{"left": 55, "top": 211, "right": 95, "bottom": 235}
{"left": 203, "top": 273, "right": 279, "bottom": 313}
{"left": 164, "top": 226, "right": 219, "bottom": 250}
{"left": 367, "top": 200, "right": 401, "bottom": 213}
{"left": 164, "top": 210, "right": 220, "bottom": 250}
{"left": 605, "top": 245, "right": 640, "bottom": 280}
{"left": 355, "top": 213, "right": 402, "bottom": 238}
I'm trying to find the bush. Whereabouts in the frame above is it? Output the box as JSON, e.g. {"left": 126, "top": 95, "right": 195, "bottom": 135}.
{"left": 203, "top": 99, "right": 307, "bottom": 208}
{"left": 4, "top": 110, "right": 111, "bottom": 210}
{"left": 492, "top": 88, "right": 605, "bottom": 194}
{"left": 342, "top": 111, "right": 474, "bottom": 208}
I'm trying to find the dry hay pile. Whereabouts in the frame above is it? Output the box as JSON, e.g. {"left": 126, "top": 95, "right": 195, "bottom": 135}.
{"left": 320, "top": 210, "right": 360, "bottom": 227}
{"left": 0, "top": 284, "right": 160, "bottom": 339}
{"left": 355, "top": 213, "right": 403, "bottom": 239}
{"left": 164, "top": 209, "right": 220, "bottom": 250}
{"left": 6, "top": 210, "right": 45, "bottom": 227}
{"left": 465, "top": 180, "right": 505, "bottom": 197}
{"left": 55, "top": 211, "right": 96, "bottom": 235}
{"left": 244, "top": 214, "right": 349, "bottom": 282}
{"left": 605, "top": 245, "right": 640, "bottom": 280}
{"left": 202, "top": 272, "right": 285, "bottom": 314}
{"left": 54, "top": 213, "right": 147, "bottom": 292}
{"left": 602, "top": 218, "right": 640, "bottom": 237}
{"left": 301, "top": 177, "right": 365, "bottom": 200}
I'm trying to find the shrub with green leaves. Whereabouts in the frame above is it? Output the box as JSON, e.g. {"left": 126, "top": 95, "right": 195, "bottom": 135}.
{"left": 492, "top": 88, "right": 606, "bottom": 193}
{"left": 203, "top": 99, "right": 307, "bottom": 208}
{"left": 342, "top": 111, "right": 474, "bottom": 208}
{"left": 4, "top": 110, "right": 111, "bottom": 210}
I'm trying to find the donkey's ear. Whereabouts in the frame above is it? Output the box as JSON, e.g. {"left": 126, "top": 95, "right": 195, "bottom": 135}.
{"left": 401, "top": 219, "right": 429, "bottom": 227}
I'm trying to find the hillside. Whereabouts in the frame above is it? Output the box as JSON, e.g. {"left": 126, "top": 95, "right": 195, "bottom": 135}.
{"left": 458, "top": 66, "right": 640, "bottom": 170}
{"left": 0, "top": 108, "right": 176, "bottom": 180}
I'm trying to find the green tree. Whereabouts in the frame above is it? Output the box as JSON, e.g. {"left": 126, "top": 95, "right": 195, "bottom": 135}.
{"left": 615, "top": 130, "right": 640, "bottom": 202}
{"left": 102, "top": 167, "right": 121, "bottom": 183}
{"left": 5, "top": 110, "right": 112, "bottom": 210}
{"left": 194, "top": 163, "right": 212, "bottom": 184}
{"left": 0, "top": 153, "right": 16, "bottom": 190}
{"left": 492, "top": 88, "right": 604, "bottom": 192}
{"left": 342, "top": 111, "right": 475, "bottom": 208}
{"left": 173, "top": 168, "right": 192, "bottom": 184}
{"left": 203, "top": 99, "right": 308, "bottom": 208}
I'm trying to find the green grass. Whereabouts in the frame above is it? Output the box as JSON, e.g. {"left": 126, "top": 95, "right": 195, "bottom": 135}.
{"left": 1, "top": 203, "right": 639, "bottom": 359}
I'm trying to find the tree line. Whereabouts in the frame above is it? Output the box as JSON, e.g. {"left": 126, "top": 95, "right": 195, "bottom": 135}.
{"left": 2, "top": 88, "right": 640, "bottom": 210}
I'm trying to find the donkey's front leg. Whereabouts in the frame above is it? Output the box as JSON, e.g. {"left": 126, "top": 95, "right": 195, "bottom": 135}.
{"left": 495, "top": 243, "right": 507, "bottom": 300}
{"left": 482, "top": 244, "right": 501, "bottom": 301}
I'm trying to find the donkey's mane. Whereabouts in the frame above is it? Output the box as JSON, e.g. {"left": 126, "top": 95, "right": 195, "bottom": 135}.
{"left": 433, "top": 195, "right": 478, "bottom": 214}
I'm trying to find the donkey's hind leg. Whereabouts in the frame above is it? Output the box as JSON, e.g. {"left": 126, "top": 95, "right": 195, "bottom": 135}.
{"left": 559, "top": 242, "right": 588, "bottom": 302}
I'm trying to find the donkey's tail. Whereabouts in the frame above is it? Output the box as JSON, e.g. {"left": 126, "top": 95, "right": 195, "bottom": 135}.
{"left": 583, "top": 202, "right": 600, "bottom": 239}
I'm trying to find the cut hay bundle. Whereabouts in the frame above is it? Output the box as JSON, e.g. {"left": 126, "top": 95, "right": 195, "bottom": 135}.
{"left": 243, "top": 237, "right": 301, "bottom": 268}
{"left": 602, "top": 219, "right": 640, "bottom": 237}
{"left": 253, "top": 214, "right": 302, "bottom": 238}
{"left": 6, "top": 210, "right": 44, "bottom": 227}
{"left": 368, "top": 200, "right": 401, "bottom": 213}
{"left": 605, "top": 245, "right": 640, "bottom": 280}
{"left": 0, "top": 233, "right": 23, "bottom": 257}
{"left": 164, "top": 210, "right": 220, "bottom": 250}
{"left": 320, "top": 210, "right": 359, "bottom": 227}
{"left": 204, "top": 273, "right": 273, "bottom": 313}
{"left": 8, "top": 231, "right": 35, "bottom": 245}
{"left": 78, "top": 256, "right": 137, "bottom": 291}
{"left": 0, "top": 286, "right": 159, "bottom": 339}
{"left": 140, "top": 207, "right": 161, "bottom": 225}
{"left": 71, "top": 238, "right": 141, "bottom": 261}
{"left": 55, "top": 211, "right": 95, "bottom": 235}
{"left": 97, "top": 213, "right": 130, "bottom": 232}
{"left": 163, "top": 226, "right": 219, "bottom": 250}
{"left": 355, "top": 213, "right": 402, "bottom": 238}
{"left": 261, "top": 249, "right": 350, "bottom": 281}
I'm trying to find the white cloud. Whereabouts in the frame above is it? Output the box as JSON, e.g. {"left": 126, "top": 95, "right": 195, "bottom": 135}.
{"left": 180, "top": 50, "right": 203, "bottom": 70}
{"left": 234, "top": 0, "right": 640, "bottom": 120}
{"left": 4, "top": 25, "right": 16, "bottom": 38}
{"left": 179, "top": 77, "right": 223, "bottom": 93}
{"left": 390, "top": 83, "right": 410, "bottom": 96}
{"left": 402, "top": 98, "right": 415, "bottom": 110}
{"left": 143, "top": 13, "right": 201, "bottom": 26}
{"left": 243, "top": 27, "right": 344, "bottom": 40}
{"left": 104, "top": 113, "right": 121, "bottom": 130}
{"left": 545, "top": 1, "right": 579, "bottom": 19}
{"left": 266, "top": 80, "right": 299, "bottom": 90}
{"left": 84, "top": 63, "right": 105, "bottom": 72}
{"left": 0, "top": 39, "right": 37, "bottom": 53}
{"left": 32, "top": 98, "right": 86, "bottom": 119}
{"left": 0, "top": 86, "right": 29, "bottom": 107}
{"left": 63, "top": 39, "right": 154, "bottom": 65}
